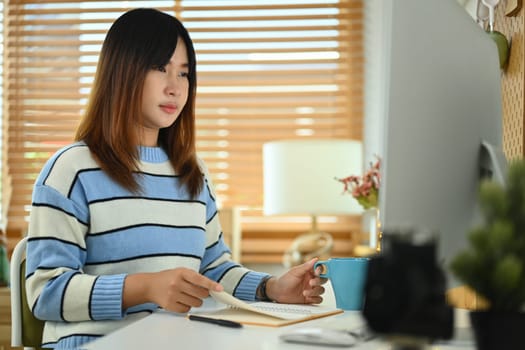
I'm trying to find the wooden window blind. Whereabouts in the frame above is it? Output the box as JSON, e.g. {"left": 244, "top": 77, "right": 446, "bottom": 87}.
{"left": 4, "top": 1, "right": 364, "bottom": 261}
{"left": 0, "top": 1, "right": 5, "bottom": 232}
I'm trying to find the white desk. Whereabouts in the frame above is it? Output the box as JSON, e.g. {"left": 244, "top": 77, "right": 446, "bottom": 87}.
{"left": 84, "top": 307, "right": 385, "bottom": 350}
{"left": 84, "top": 297, "right": 475, "bottom": 350}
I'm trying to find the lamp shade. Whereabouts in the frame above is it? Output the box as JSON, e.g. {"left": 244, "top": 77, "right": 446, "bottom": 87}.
{"left": 263, "top": 139, "right": 363, "bottom": 216}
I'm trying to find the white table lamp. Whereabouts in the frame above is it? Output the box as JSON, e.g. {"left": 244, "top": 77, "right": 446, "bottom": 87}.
{"left": 263, "top": 139, "right": 363, "bottom": 266}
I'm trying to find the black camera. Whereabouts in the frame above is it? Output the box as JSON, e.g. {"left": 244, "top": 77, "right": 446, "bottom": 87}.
{"left": 362, "top": 230, "right": 453, "bottom": 342}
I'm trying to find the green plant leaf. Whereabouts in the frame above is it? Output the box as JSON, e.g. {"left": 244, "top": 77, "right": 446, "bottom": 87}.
{"left": 449, "top": 159, "right": 525, "bottom": 311}
{"left": 488, "top": 220, "right": 514, "bottom": 252}
{"left": 491, "top": 255, "right": 522, "bottom": 294}
{"left": 468, "top": 228, "right": 491, "bottom": 254}
{"left": 479, "top": 181, "right": 507, "bottom": 220}
{"left": 450, "top": 252, "right": 488, "bottom": 289}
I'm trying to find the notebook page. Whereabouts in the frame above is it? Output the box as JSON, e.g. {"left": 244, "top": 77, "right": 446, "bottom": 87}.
{"left": 209, "top": 290, "right": 339, "bottom": 320}
{"left": 248, "top": 302, "right": 317, "bottom": 320}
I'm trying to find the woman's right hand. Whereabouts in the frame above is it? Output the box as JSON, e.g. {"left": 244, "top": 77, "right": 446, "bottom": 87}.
{"left": 123, "top": 267, "right": 223, "bottom": 313}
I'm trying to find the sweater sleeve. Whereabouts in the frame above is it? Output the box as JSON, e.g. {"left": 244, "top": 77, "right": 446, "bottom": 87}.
{"left": 26, "top": 182, "right": 126, "bottom": 322}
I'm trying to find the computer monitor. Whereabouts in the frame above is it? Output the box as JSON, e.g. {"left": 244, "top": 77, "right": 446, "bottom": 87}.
{"left": 378, "top": 0, "right": 507, "bottom": 286}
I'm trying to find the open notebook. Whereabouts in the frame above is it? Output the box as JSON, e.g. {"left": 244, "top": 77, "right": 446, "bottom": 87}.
{"left": 188, "top": 290, "right": 343, "bottom": 327}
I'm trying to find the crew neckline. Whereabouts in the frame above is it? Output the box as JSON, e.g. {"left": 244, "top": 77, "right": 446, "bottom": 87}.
{"left": 138, "top": 145, "right": 169, "bottom": 163}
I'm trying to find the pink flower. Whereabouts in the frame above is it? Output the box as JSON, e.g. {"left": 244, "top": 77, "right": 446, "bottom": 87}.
{"left": 335, "top": 156, "right": 381, "bottom": 210}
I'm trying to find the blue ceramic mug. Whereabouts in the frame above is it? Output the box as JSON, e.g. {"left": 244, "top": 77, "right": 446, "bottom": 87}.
{"left": 314, "top": 257, "right": 369, "bottom": 310}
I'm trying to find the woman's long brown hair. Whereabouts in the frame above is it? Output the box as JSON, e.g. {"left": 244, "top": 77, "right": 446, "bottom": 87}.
{"left": 75, "top": 8, "right": 203, "bottom": 198}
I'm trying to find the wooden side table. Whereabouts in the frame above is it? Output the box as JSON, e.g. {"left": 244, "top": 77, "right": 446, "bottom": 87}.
{"left": 218, "top": 207, "right": 242, "bottom": 262}
{"left": 0, "top": 287, "right": 11, "bottom": 350}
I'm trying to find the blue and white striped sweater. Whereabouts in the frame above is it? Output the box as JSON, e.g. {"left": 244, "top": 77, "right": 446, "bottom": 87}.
{"left": 26, "top": 142, "right": 268, "bottom": 349}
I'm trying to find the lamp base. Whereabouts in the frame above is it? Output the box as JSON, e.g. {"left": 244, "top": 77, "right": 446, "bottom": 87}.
{"left": 282, "top": 231, "right": 334, "bottom": 268}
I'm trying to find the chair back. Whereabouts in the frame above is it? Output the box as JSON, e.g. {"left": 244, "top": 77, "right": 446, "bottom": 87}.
{"left": 10, "top": 237, "right": 45, "bottom": 350}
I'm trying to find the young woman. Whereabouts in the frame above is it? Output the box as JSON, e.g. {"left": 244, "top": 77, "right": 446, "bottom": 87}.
{"left": 25, "top": 8, "right": 326, "bottom": 349}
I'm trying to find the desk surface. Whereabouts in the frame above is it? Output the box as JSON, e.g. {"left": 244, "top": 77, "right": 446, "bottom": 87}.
{"left": 85, "top": 308, "right": 386, "bottom": 350}
{"left": 84, "top": 298, "right": 475, "bottom": 350}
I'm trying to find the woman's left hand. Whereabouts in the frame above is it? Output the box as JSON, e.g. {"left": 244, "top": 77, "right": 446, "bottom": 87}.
{"left": 265, "top": 258, "right": 327, "bottom": 304}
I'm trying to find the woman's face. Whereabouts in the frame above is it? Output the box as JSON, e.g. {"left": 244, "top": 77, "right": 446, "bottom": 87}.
{"left": 140, "top": 38, "right": 190, "bottom": 146}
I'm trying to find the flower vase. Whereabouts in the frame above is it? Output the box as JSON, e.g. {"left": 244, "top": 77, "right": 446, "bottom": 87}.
{"left": 362, "top": 208, "right": 381, "bottom": 252}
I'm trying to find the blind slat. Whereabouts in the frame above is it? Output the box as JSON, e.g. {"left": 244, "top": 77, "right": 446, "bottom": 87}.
{"left": 10, "top": 2, "right": 362, "bottom": 13}
{"left": 10, "top": 13, "right": 361, "bottom": 26}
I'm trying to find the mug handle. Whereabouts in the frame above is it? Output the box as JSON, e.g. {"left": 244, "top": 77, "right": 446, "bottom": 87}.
{"left": 314, "top": 260, "right": 330, "bottom": 278}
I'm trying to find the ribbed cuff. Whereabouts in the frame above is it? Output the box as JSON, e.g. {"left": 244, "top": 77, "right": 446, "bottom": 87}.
{"left": 234, "top": 271, "right": 270, "bottom": 301}
{"left": 91, "top": 274, "right": 127, "bottom": 320}
{"left": 52, "top": 334, "right": 100, "bottom": 349}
